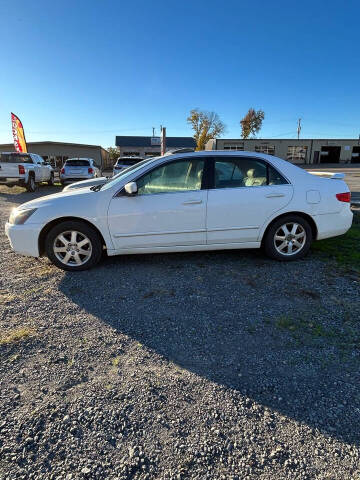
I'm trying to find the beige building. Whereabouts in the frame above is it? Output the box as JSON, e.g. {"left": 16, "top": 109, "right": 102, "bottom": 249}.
{"left": 206, "top": 138, "right": 360, "bottom": 164}
{"left": 0, "top": 141, "right": 110, "bottom": 169}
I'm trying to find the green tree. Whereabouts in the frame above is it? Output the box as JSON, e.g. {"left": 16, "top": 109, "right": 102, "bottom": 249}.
{"left": 240, "top": 108, "right": 265, "bottom": 139}
{"left": 187, "top": 109, "right": 226, "bottom": 150}
{"left": 107, "top": 147, "right": 119, "bottom": 164}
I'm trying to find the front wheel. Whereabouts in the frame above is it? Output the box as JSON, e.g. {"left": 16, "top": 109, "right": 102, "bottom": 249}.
{"left": 45, "top": 221, "right": 103, "bottom": 271}
{"left": 264, "top": 215, "right": 312, "bottom": 261}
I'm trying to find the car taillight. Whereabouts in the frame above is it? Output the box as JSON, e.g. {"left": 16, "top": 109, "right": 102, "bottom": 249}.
{"left": 336, "top": 192, "right": 351, "bottom": 203}
{"left": 18, "top": 165, "right": 25, "bottom": 175}
{"left": 60, "top": 167, "right": 65, "bottom": 174}
{"left": 88, "top": 167, "right": 93, "bottom": 174}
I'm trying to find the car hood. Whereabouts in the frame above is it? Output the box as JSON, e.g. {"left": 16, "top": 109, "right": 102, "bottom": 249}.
{"left": 62, "top": 177, "right": 108, "bottom": 191}
{"left": 17, "top": 187, "right": 95, "bottom": 211}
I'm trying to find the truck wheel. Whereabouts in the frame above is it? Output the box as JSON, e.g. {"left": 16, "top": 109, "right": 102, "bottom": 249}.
{"left": 48, "top": 173, "right": 55, "bottom": 186}
{"left": 26, "top": 174, "right": 37, "bottom": 192}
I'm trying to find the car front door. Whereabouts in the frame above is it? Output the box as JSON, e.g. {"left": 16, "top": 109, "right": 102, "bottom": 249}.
{"left": 206, "top": 156, "right": 293, "bottom": 244}
{"left": 108, "top": 157, "right": 207, "bottom": 250}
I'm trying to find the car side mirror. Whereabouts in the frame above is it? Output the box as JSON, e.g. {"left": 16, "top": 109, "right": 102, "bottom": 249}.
{"left": 124, "top": 182, "right": 138, "bottom": 195}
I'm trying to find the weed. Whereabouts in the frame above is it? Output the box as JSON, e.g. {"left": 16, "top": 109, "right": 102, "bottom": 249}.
{"left": 0, "top": 327, "right": 36, "bottom": 345}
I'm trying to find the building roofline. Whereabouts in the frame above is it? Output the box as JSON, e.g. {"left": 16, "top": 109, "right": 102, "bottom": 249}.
{"left": 217, "top": 138, "right": 360, "bottom": 142}
{"left": 0, "top": 140, "right": 108, "bottom": 150}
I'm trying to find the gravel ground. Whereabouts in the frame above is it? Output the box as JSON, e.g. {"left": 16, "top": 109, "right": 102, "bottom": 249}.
{"left": 0, "top": 185, "right": 360, "bottom": 480}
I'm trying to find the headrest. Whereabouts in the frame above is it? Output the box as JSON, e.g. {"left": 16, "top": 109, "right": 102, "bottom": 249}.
{"left": 246, "top": 168, "right": 255, "bottom": 178}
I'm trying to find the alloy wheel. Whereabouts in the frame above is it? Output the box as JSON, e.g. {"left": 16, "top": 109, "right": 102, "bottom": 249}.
{"left": 273, "top": 222, "right": 306, "bottom": 256}
{"left": 53, "top": 230, "right": 92, "bottom": 266}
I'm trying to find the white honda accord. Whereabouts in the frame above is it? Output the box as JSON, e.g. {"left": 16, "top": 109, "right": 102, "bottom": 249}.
{"left": 5, "top": 151, "right": 353, "bottom": 271}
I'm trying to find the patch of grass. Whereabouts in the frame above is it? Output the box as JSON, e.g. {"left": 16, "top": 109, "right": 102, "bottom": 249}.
{"left": 311, "top": 213, "right": 360, "bottom": 275}
{"left": 112, "top": 356, "right": 120, "bottom": 367}
{"left": 0, "top": 327, "right": 36, "bottom": 345}
{"left": 0, "top": 291, "right": 17, "bottom": 304}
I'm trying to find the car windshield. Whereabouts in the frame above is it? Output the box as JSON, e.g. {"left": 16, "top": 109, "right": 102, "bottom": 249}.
{"left": 100, "top": 156, "right": 161, "bottom": 191}
{"left": 66, "top": 160, "right": 90, "bottom": 166}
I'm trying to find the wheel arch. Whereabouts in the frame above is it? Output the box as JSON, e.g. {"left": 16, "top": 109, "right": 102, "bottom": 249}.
{"left": 261, "top": 211, "right": 318, "bottom": 246}
{"left": 38, "top": 216, "right": 107, "bottom": 256}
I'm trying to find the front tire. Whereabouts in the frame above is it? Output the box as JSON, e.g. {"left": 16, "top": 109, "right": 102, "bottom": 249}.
{"left": 26, "top": 174, "right": 37, "bottom": 192}
{"left": 264, "top": 215, "right": 312, "bottom": 261}
{"left": 45, "top": 221, "right": 103, "bottom": 271}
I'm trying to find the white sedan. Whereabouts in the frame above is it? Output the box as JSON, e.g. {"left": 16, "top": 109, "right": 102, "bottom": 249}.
{"left": 5, "top": 151, "right": 353, "bottom": 271}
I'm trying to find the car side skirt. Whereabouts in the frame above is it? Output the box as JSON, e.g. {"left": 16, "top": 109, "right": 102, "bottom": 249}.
{"left": 106, "top": 241, "right": 261, "bottom": 256}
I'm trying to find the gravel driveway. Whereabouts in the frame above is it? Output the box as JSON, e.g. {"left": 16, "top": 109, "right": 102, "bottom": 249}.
{"left": 0, "top": 185, "right": 359, "bottom": 480}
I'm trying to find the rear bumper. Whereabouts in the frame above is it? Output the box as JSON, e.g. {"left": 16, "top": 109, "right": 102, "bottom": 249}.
{"left": 5, "top": 222, "right": 41, "bottom": 257}
{"left": 0, "top": 177, "right": 25, "bottom": 185}
{"left": 60, "top": 174, "right": 95, "bottom": 183}
{"left": 314, "top": 207, "right": 353, "bottom": 240}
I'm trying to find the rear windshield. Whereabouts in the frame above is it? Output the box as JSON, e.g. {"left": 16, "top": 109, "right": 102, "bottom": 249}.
{"left": 65, "top": 160, "right": 90, "bottom": 166}
{"left": 0, "top": 153, "right": 32, "bottom": 164}
{"left": 117, "top": 159, "right": 139, "bottom": 166}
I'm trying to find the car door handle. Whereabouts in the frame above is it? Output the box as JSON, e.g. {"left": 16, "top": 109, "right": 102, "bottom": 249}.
{"left": 183, "top": 200, "right": 203, "bottom": 205}
{"left": 265, "top": 193, "right": 285, "bottom": 198}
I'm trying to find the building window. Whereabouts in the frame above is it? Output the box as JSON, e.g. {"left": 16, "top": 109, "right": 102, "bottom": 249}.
{"left": 123, "top": 151, "right": 140, "bottom": 157}
{"left": 287, "top": 146, "right": 307, "bottom": 163}
{"left": 255, "top": 144, "right": 275, "bottom": 156}
{"left": 223, "top": 143, "right": 244, "bottom": 150}
{"left": 145, "top": 152, "right": 161, "bottom": 157}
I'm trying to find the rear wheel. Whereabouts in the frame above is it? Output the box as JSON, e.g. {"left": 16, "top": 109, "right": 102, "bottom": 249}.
{"left": 48, "top": 172, "right": 55, "bottom": 186}
{"left": 26, "top": 174, "right": 37, "bottom": 192}
{"left": 45, "top": 221, "right": 103, "bottom": 271}
{"left": 264, "top": 215, "right": 312, "bottom": 261}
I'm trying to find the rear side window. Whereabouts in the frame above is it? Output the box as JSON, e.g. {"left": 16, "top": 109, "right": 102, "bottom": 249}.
{"left": 65, "top": 160, "right": 90, "bottom": 166}
{"left": 213, "top": 157, "right": 288, "bottom": 188}
{"left": 0, "top": 153, "right": 32, "bottom": 163}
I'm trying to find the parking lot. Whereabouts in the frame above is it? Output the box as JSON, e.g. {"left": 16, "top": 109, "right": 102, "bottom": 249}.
{"left": 0, "top": 183, "right": 359, "bottom": 479}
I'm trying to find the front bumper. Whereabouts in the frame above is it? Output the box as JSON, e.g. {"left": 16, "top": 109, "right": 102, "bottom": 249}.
{"left": 5, "top": 222, "right": 42, "bottom": 257}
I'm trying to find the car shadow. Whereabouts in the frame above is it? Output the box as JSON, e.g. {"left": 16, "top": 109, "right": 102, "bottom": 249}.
{"left": 58, "top": 249, "right": 360, "bottom": 446}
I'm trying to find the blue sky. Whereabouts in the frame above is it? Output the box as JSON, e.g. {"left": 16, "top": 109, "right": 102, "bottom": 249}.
{"left": 1, "top": 0, "right": 359, "bottom": 147}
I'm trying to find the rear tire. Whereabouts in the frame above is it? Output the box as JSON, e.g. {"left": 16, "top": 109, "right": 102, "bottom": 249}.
{"left": 264, "top": 215, "right": 312, "bottom": 261}
{"left": 45, "top": 220, "right": 103, "bottom": 271}
{"left": 26, "top": 174, "right": 37, "bottom": 192}
{"left": 48, "top": 173, "right": 55, "bottom": 186}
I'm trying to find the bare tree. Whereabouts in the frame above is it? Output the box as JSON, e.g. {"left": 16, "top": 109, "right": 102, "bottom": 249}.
{"left": 240, "top": 108, "right": 265, "bottom": 139}
{"left": 187, "top": 109, "right": 226, "bottom": 150}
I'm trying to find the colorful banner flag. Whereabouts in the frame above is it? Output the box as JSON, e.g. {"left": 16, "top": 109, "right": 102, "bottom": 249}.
{"left": 11, "top": 113, "right": 27, "bottom": 153}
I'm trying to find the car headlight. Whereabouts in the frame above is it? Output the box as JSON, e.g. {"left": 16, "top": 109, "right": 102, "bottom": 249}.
{"left": 9, "top": 208, "right": 37, "bottom": 225}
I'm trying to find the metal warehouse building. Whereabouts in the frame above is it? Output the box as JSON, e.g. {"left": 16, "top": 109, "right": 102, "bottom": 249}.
{"left": 115, "top": 136, "right": 196, "bottom": 158}
{"left": 206, "top": 138, "right": 360, "bottom": 164}
{"left": 0, "top": 141, "right": 110, "bottom": 169}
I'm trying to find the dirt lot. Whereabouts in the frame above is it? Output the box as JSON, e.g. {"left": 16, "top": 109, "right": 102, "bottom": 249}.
{"left": 0, "top": 184, "right": 360, "bottom": 480}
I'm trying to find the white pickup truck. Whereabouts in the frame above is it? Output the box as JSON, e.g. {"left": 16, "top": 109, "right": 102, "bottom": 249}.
{"left": 0, "top": 152, "right": 55, "bottom": 192}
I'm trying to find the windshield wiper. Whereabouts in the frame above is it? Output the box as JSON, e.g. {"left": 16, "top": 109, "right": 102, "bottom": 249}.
{"left": 90, "top": 184, "right": 104, "bottom": 192}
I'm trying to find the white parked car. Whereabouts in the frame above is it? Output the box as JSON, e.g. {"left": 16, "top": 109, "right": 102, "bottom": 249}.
{"left": 5, "top": 151, "right": 353, "bottom": 271}
{"left": 0, "top": 152, "right": 54, "bottom": 191}
{"left": 60, "top": 158, "right": 101, "bottom": 185}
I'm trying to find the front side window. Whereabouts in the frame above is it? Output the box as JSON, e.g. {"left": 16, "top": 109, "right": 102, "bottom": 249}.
{"left": 137, "top": 158, "right": 205, "bottom": 195}
{"left": 214, "top": 157, "right": 288, "bottom": 189}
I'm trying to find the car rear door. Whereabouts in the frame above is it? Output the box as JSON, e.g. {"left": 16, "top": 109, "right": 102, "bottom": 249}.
{"left": 108, "top": 157, "right": 207, "bottom": 250}
{"left": 206, "top": 156, "right": 293, "bottom": 244}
